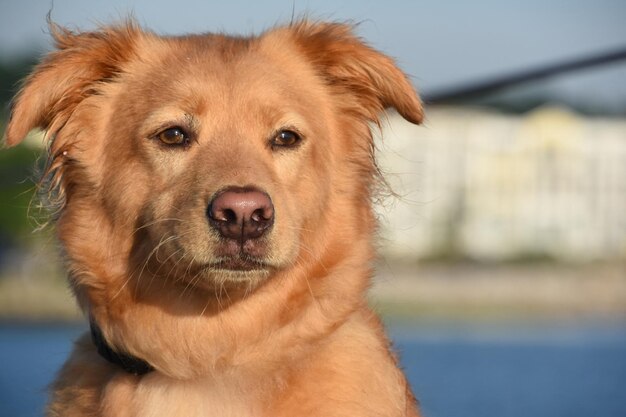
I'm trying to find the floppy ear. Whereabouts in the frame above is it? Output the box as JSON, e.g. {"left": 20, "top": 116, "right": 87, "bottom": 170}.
{"left": 3, "top": 22, "right": 140, "bottom": 147}
{"left": 289, "top": 21, "right": 423, "bottom": 125}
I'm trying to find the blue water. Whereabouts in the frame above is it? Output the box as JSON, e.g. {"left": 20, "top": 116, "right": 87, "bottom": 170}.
{"left": 1, "top": 322, "right": 625, "bottom": 417}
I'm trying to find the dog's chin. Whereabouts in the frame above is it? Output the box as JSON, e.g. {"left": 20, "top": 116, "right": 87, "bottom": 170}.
{"left": 195, "top": 258, "right": 274, "bottom": 289}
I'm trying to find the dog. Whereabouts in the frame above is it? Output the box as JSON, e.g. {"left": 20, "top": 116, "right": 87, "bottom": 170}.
{"left": 4, "top": 19, "right": 423, "bottom": 416}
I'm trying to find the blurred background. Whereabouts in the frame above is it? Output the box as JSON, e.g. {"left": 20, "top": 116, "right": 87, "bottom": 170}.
{"left": 1, "top": 1, "right": 625, "bottom": 417}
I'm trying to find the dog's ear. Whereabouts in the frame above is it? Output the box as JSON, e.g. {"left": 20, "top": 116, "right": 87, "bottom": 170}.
{"left": 3, "top": 22, "right": 140, "bottom": 147}
{"left": 288, "top": 21, "right": 423, "bottom": 125}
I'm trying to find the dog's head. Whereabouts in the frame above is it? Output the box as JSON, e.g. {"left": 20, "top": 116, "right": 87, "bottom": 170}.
{"left": 4, "top": 21, "right": 422, "bottom": 299}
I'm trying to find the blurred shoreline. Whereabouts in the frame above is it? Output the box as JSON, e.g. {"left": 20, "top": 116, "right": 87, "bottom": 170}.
{"left": 372, "top": 261, "right": 626, "bottom": 322}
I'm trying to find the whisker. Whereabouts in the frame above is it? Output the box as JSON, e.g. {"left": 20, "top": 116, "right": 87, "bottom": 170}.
{"left": 180, "top": 259, "right": 205, "bottom": 300}
{"left": 155, "top": 248, "right": 185, "bottom": 282}
{"left": 112, "top": 233, "right": 179, "bottom": 300}
{"left": 132, "top": 217, "right": 185, "bottom": 235}
{"left": 282, "top": 224, "right": 316, "bottom": 234}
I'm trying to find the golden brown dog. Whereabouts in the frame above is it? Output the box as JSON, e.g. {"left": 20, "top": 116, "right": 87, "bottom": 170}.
{"left": 4, "top": 20, "right": 423, "bottom": 416}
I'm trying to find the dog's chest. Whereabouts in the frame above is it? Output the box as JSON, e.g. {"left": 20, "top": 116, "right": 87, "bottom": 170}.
{"left": 103, "top": 372, "right": 262, "bottom": 417}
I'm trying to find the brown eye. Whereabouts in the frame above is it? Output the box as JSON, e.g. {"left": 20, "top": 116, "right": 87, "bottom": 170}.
{"left": 272, "top": 130, "right": 301, "bottom": 148}
{"left": 157, "top": 127, "right": 189, "bottom": 146}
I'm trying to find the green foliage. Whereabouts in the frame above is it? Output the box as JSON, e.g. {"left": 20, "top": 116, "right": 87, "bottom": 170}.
{"left": 0, "top": 55, "right": 38, "bottom": 118}
{"left": 0, "top": 141, "right": 42, "bottom": 241}
{"left": 0, "top": 54, "right": 42, "bottom": 243}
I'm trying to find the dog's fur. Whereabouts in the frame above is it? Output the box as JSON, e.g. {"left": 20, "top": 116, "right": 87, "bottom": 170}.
{"left": 4, "top": 20, "right": 423, "bottom": 416}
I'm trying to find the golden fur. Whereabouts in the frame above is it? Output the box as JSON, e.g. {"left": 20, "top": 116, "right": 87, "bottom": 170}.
{"left": 4, "top": 20, "right": 423, "bottom": 416}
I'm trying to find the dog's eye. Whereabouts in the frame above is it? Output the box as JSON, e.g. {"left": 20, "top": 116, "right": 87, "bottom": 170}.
{"left": 157, "top": 127, "right": 190, "bottom": 146}
{"left": 272, "top": 130, "right": 301, "bottom": 148}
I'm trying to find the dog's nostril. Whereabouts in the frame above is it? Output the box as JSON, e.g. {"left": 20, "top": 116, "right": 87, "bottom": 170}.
{"left": 251, "top": 207, "right": 271, "bottom": 223}
{"left": 221, "top": 208, "right": 237, "bottom": 224}
{"left": 208, "top": 187, "right": 275, "bottom": 241}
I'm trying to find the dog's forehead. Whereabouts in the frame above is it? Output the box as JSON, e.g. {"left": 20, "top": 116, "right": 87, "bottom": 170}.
{"left": 175, "top": 32, "right": 255, "bottom": 60}
{"left": 124, "top": 32, "right": 321, "bottom": 123}
{"left": 137, "top": 32, "right": 306, "bottom": 89}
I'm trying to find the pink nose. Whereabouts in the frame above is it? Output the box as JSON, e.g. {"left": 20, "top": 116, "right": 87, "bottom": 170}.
{"left": 207, "top": 187, "right": 274, "bottom": 241}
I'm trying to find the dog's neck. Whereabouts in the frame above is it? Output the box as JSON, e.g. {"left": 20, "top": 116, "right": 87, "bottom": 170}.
{"left": 76, "top": 221, "right": 375, "bottom": 379}
{"left": 90, "top": 318, "right": 154, "bottom": 376}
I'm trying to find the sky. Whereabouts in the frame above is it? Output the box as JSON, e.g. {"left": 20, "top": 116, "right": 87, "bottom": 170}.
{"left": 1, "top": 0, "right": 625, "bottom": 102}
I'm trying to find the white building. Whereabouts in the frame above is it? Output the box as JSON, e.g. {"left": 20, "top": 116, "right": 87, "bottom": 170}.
{"left": 375, "top": 106, "right": 626, "bottom": 262}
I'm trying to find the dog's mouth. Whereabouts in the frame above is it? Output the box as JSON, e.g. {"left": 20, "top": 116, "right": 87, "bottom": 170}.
{"left": 204, "top": 257, "right": 272, "bottom": 273}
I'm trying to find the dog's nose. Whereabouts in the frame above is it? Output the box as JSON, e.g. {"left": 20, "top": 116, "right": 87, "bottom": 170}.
{"left": 208, "top": 188, "right": 274, "bottom": 241}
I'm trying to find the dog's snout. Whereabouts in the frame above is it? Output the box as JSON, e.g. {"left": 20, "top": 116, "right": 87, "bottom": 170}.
{"left": 208, "top": 188, "right": 274, "bottom": 241}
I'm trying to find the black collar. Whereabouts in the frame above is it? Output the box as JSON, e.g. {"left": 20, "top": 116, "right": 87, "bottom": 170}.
{"left": 90, "top": 319, "right": 154, "bottom": 376}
